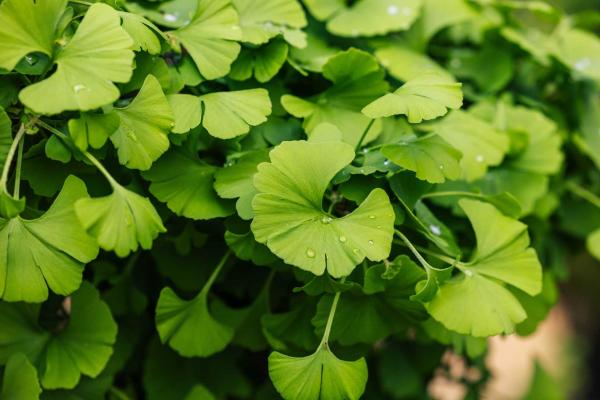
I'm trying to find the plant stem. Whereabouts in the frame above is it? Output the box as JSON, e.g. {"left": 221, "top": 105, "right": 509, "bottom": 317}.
{"left": 319, "top": 277, "right": 345, "bottom": 348}
{"left": 108, "top": 386, "right": 131, "bottom": 400}
{"left": 13, "top": 137, "right": 24, "bottom": 198}
{"left": 566, "top": 181, "right": 600, "bottom": 208}
{"left": 0, "top": 123, "right": 26, "bottom": 193}
{"left": 199, "top": 250, "right": 232, "bottom": 298}
{"left": 393, "top": 238, "right": 457, "bottom": 266}
{"left": 355, "top": 119, "right": 375, "bottom": 152}
{"left": 394, "top": 229, "right": 456, "bottom": 271}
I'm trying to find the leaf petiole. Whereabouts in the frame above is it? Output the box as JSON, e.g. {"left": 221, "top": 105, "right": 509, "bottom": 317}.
{"left": 354, "top": 119, "right": 375, "bottom": 152}
{"left": 566, "top": 181, "right": 600, "bottom": 209}
{"left": 0, "top": 123, "right": 26, "bottom": 195}
{"left": 394, "top": 230, "right": 456, "bottom": 270}
{"left": 199, "top": 250, "right": 232, "bottom": 299}
{"left": 13, "top": 136, "right": 24, "bottom": 198}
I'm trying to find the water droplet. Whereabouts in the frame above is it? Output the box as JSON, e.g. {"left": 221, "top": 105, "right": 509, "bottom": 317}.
{"left": 429, "top": 225, "right": 441, "bottom": 236}
{"left": 369, "top": 215, "right": 375, "bottom": 219}
{"left": 339, "top": 235, "right": 347, "bottom": 243}
{"left": 73, "top": 84, "right": 87, "bottom": 93}
{"left": 438, "top": 164, "right": 445, "bottom": 170}
{"left": 464, "top": 270, "right": 473, "bottom": 277}
{"left": 352, "top": 248, "right": 360, "bottom": 254}
{"left": 163, "top": 13, "right": 178, "bottom": 22}
{"left": 368, "top": 240, "right": 374, "bottom": 245}
{"left": 475, "top": 154, "right": 485, "bottom": 163}
{"left": 359, "top": 168, "right": 365, "bottom": 173}
{"left": 362, "top": 148, "right": 370, "bottom": 154}
{"left": 306, "top": 248, "right": 316, "bottom": 258}
{"left": 575, "top": 58, "right": 591, "bottom": 71}
{"left": 25, "top": 55, "right": 36, "bottom": 65}
{"left": 387, "top": 5, "right": 399, "bottom": 15}
{"left": 320, "top": 216, "right": 332, "bottom": 224}
{"left": 383, "top": 159, "right": 390, "bottom": 166}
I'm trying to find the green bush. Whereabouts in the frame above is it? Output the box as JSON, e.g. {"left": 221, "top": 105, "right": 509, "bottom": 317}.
{"left": 0, "top": 0, "right": 598, "bottom": 399}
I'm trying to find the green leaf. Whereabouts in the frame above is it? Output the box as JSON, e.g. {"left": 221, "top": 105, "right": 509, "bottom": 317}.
{"left": 269, "top": 346, "right": 368, "bottom": 400}
{"left": 214, "top": 149, "right": 270, "bottom": 219}
{"left": 110, "top": 75, "right": 174, "bottom": 171}
{"left": 554, "top": 28, "right": 600, "bottom": 82}
{"left": 0, "top": 282, "right": 118, "bottom": 389}
{"left": 382, "top": 134, "right": 462, "bottom": 183}
{"left": 375, "top": 45, "right": 453, "bottom": 82}
{"left": 225, "top": 229, "right": 276, "bottom": 266}
{"left": 233, "top": 0, "right": 306, "bottom": 46}
{"left": 143, "top": 149, "right": 234, "bottom": 220}
{"left": 0, "top": 108, "right": 11, "bottom": 169}
{"left": 425, "top": 199, "right": 543, "bottom": 336}
{"left": 281, "top": 48, "right": 388, "bottom": 147}
{"left": 363, "top": 73, "right": 463, "bottom": 123}
{"left": 251, "top": 140, "right": 395, "bottom": 278}
{"left": 431, "top": 110, "right": 509, "bottom": 181}
{"left": 68, "top": 112, "right": 120, "bottom": 152}
{"left": 120, "top": 12, "right": 163, "bottom": 55}
{"left": 262, "top": 298, "right": 319, "bottom": 352}
{"left": 169, "top": 0, "right": 242, "bottom": 80}
{"left": 155, "top": 254, "right": 234, "bottom": 357}
{"left": 74, "top": 184, "right": 165, "bottom": 258}
{"left": 19, "top": 3, "right": 134, "bottom": 115}
{"left": 230, "top": 41, "right": 289, "bottom": 83}
{"left": 0, "top": 0, "right": 66, "bottom": 71}
{"left": 0, "top": 176, "right": 99, "bottom": 302}
{"left": 200, "top": 89, "right": 272, "bottom": 139}
{"left": 1, "top": 353, "right": 41, "bottom": 400}
{"left": 587, "top": 228, "right": 600, "bottom": 261}
{"left": 304, "top": 0, "right": 422, "bottom": 37}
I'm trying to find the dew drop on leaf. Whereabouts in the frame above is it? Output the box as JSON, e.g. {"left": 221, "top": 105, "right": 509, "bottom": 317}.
{"left": 321, "top": 216, "right": 332, "bottom": 224}
{"left": 306, "top": 248, "right": 316, "bottom": 258}
{"left": 368, "top": 240, "right": 374, "bottom": 245}
{"left": 429, "top": 225, "right": 441, "bottom": 236}
{"left": 73, "top": 84, "right": 87, "bottom": 93}
{"left": 339, "top": 235, "right": 347, "bottom": 243}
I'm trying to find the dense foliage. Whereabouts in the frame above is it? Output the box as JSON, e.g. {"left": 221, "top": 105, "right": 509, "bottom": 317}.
{"left": 0, "top": 0, "right": 599, "bottom": 398}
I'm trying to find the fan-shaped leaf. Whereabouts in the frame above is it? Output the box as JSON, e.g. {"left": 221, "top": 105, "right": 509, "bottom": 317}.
{"left": 1, "top": 353, "right": 41, "bottom": 400}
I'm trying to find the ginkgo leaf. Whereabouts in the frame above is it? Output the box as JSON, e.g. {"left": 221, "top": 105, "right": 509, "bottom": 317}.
{"left": 214, "top": 149, "right": 270, "bottom": 219}
{"left": 233, "top": 0, "right": 306, "bottom": 46}
{"left": 281, "top": 48, "right": 388, "bottom": 147}
{"left": 382, "top": 134, "right": 462, "bottom": 183}
{"left": 0, "top": 176, "right": 99, "bottom": 302}
{"left": 304, "top": 0, "right": 422, "bottom": 37}
{"left": 68, "top": 112, "right": 120, "bottom": 151}
{"left": 363, "top": 74, "right": 463, "bottom": 123}
{"left": 0, "top": 282, "right": 117, "bottom": 389}
{"left": 375, "top": 45, "right": 453, "bottom": 82}
{"left": 225, "top": 229, "right": 276, "bottom": 266}
{"left": 431, "top": 110, "right": 509, "bottom": 181}
{"left": 425, "top": 199, "right": 543, "bottom": 337}
{"left": 587, "top": 228, "right": 600, "bottom": 261}
{"left": 19, "top": 3, "right": 134, "bottom": 115}
{"left": 230, "top": 40, "right": 289, "bottom": 83}
{"left": 201, "top": 89, "right": 272, "bottom": 139}
{"left": 74, "top": 184, "right": 166, "bottom": 258}
{"left": 1, "top": 353, "right": 41, "bottom": 400}
{"left": 143, "top": 149, "right": 234, "bottom": 220}
{"left": 251, "top": 140, "right": 395, "bottom": 278}
{"left": 120, "top": 12, "right": 163, "bottom": 55}
{"left": 269, "top": 346, "right": 368, "bottom": 400}
{"left": 0, "top": 108, "right": 11, "bottom": 168}
{"left": 0, "top": 0, "right": 66, "bottom": 71}
{"left": 554, "top": 28, "right": 600, "bottom": 82}
{"left": 169, "top": 0, "right": 242, "bottom": 80}
{"left": 156, "top": 254, "right": 234, "bottom": 357}
{"left": 110, "top": 75, "right": 174, "bottom": 171}
{"left": 167, "top": 94, "right": 202, "bottom": 134}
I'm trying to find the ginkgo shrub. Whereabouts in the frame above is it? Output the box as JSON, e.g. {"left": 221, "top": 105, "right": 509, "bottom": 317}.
{"left": 0, "top": 0, "right": 598, "bottom": 399}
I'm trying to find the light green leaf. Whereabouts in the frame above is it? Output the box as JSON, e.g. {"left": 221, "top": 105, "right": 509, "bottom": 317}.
{"left": 233, "top": 0, "right": 306, "bottom": 46}
{"left": 362, "top": 74, "right": 463, "bottom": 123}
{"left": 200, "top": 89, "right": 272, "bottom": 139}
{"left": 74, "top": 184, "right": 165, "bottom": 258}
{"left": 167, "top": 94, "right": 202, "bottom": 134}
{"left": 1, "top": 353, "right": 41, "bottom": 400}
{"left": 68, "top": 112, "right": 120, "bottom": 152}
{"left": 375, "top": 45, "right": 453, "bottom": 82}
{"left": 426, "top": 199, "right": 543, "bottom": 337}
{"left": 0, "top": 282, "right": 118, "bottom": 389}
{"left": 382, "top": 134, "right": 462, "bottom": 183}
{"left": 214, "top": 150, "right": 269, "bottom": 219}
{"left": 0, "top": 176, "right": 98, "bottom": 302}
{"left": 304, "top": 0, "right": 422, "bottom": 37}
{"left": 143, "top": 149, "right": 234, "bottom": 220}
{"left": 251, "top": 140, "right": 395, "bottom": 278}
{"left": 431, "top": 110, "right": 509, "bottom": 181}
{"left": 19, "top": 3, "right": 134, "bottom": 115}
{"left": 169, "top": 0, "right": 242, "bottom": 80}
{"left": 554, "top": 28, "right": 600, "bottom": 82}
{"left": 156, "top": 254, "right": 234, "bottom": 357}
{"left": 281, "top": 48, "right": 388, "bottom": 147}
{"left": 0, "top": 0, "right": 66, "bottom": 71}
{"left": 269, "top": 346, "right": 367, "bottom": 400}
{"left": 110, "top": 75, "right": 174, "bottom": 171}
{"left": 120, "top": 12, "right": 163, "bottom": 55}
{"left": 588, "top": 229, "right": 600, "bottom": 261}
{"left": 410, "top": 0, "right": 478, "bottom": 46}
{"left": 230, "top": 40, "right": 289, "bottom": 83}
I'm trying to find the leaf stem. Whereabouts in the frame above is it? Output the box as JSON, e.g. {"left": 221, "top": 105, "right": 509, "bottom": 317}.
{"left": 394, "top": 229, "right": 455, "bottom": 271}
{"left": 354, "top": 119, "right": 375, "bottom": 152}
{"left": 319, "top": 277, "right": 345, "bottom": 348}
{"left": 199, "top": 250, "right": 232, "bottom": 298}
{"left": 566, "top": 181, "right": 600, "bottom": 208}
{"left": 13, "top": 136, "right": 24, "bottom": 198}
{"left": 108, "top": 386, "right": 131, "bottom": 400}
{"left": 0, "top": 123, "right": 26, "bottom": 194}
{"left": 393, "top": 238, "right": 457, "bottom": 266}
